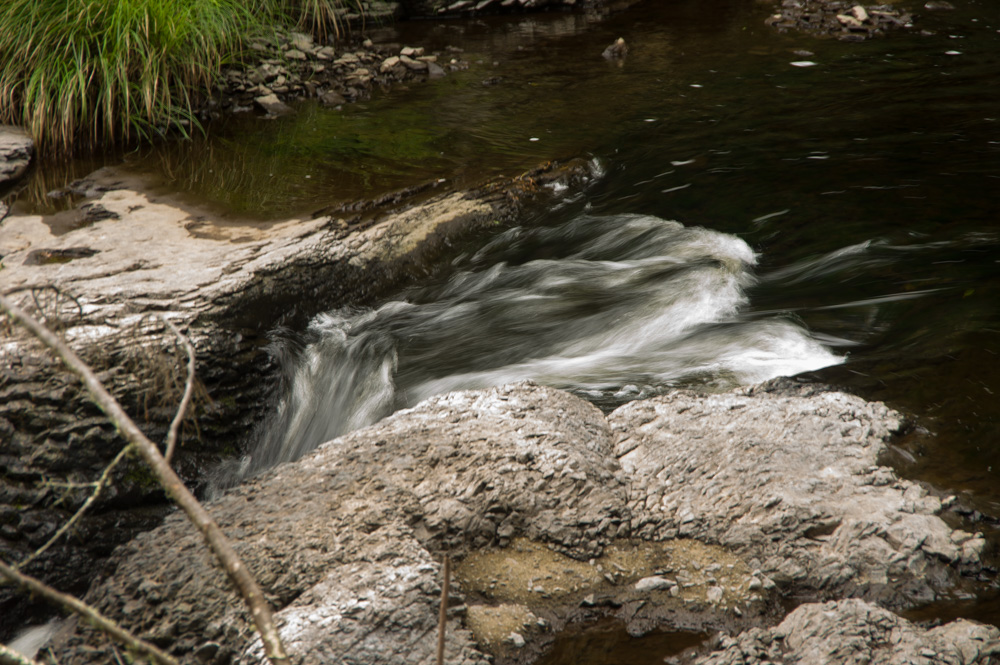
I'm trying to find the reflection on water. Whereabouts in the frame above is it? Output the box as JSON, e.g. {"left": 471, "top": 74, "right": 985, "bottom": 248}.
{"left": 218, "top": 212, "right": 841, "bottom": 487}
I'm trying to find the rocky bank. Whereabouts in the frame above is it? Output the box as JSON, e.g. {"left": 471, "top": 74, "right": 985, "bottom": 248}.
{"left": 44, "top": 380, "right": 998, "bottom": 664}
{"left": 0, "top": 158, "right": 598, "bottom": 636}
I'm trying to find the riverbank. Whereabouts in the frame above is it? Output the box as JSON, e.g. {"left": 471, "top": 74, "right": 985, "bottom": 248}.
{"left": 0, "top": 156, "right": 599, "bottom": 639}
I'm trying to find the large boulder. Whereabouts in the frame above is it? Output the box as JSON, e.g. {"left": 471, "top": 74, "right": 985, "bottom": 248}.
{"left": 48, "top": 382, "right": 990, "bottom": 664}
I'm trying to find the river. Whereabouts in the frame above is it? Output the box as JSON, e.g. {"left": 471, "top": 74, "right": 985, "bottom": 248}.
{"left": 15, "top": 0, "right": 1000, "bottom": 655}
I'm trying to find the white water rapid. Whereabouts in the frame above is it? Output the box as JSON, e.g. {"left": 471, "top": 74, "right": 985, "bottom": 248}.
{"left": 220, "top": 213, "right": 843, "bottom": 487}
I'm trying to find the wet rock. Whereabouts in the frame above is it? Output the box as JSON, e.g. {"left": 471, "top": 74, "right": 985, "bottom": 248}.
{"left": 0, "top": 160, "right": 593, "bottom": 638}
{"left": 924, "top": 0, "right": 955, "bottom": 8}
{"left": 319, "top": 90, "right": 347, "bottom": 106}
{"left": 602, "top": 37, "right": 628, "bottom": 60}
{"left": 253, "top": 94, "right": 294, "bottom": 115}
{"left": 612, "top": 379, "right": 984, "bottom": 608}
{"left": 765, "top": 1, "right": 913, "bottom": 40}
{"left": 696, "top": 599, "right": 1000, "bottom": 664}
{"left": 0, "top": 125, "right": 34, "bottom": 189}
{"left": 427, "top": 62, "right": 448, "bottom": 79}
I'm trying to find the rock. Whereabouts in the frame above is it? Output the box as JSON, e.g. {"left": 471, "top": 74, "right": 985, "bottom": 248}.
{"left": 612, "top": 379, "right": 984, "bottom": 608}
{"left": 634, "top": 576, "right": 673, "bottom": 592}
{"left": 284, "top": 48, "right": 308, "bottom": 61}
{"left": 289, "top": 32, "right": 314, "bottom": 52}
{"left": 0, "top": 125, "right": 34, "bottom": 188}
{"left": 41, "top": 375, "right": 994, "bottom": 663}
{"left": 507, "top": 632, "right": 526, "bottom": 648}
{"left": 253, "top": 94, "right": 294, "bottom": 115}
{"left": 427, "top": 62, "right": 448, "bottom": 79}
{"left": 319, "top": 90, "right": 347, "bottom": 106}
{"left": 696, "top": 599, "right": 1000, "bottom": 665}
{"left": 49, "top": 383, "right": 627, "bottom": 662}
{"left": 380, "top": 56, "right": 402, "bottom": 73}
{"left": 924, "top": 0, "right": 955, "bottom": 8}
{"left": 602, "top": 37, "right": 628, "bottom": 60}
{"left": 0, "top": 159, "right": 593, "bottom": 637}
{"left": 851, "top": 4, "right": 869, "bottom": 21}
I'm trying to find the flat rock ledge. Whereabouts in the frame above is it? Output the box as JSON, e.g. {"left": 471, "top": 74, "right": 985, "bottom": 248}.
{"left": 49, "top": 381, "right": 994, "bottom": 664}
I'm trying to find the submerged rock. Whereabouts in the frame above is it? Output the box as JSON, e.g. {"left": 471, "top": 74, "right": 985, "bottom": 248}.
{"left": 46, "top": 381, "right": 992, "bottom": 663}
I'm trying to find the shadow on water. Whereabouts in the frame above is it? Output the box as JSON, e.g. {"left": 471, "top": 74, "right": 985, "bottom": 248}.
{"left": 534, "top": 620, "right": 708, "bottom": 665}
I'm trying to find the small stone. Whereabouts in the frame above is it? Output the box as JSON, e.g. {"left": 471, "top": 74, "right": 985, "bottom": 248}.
{"left": 707, "top": 586, "right": 724, "bottom": 603}
{"left": 254, "top": 94, "right": 294, "bottom": 115}
{"left": 634, "top": 576, "right": 673, "bottom": 592}
{"left": 427, "top": 62, "right": 447, "bottom": 79}
{"left": 602, "top": 37, "right": 628, "bottom": 60}
{"left": 508, "top": 632, "right": 525, "bottom": 648}
{"left": 851, "top": 5, "right": 869, "bottom": 21}
{"left": 285, "top": 49, "right": 307, "bottom": 61}
{"left": 380, "top": 56, "right": 401, "bottom": 73}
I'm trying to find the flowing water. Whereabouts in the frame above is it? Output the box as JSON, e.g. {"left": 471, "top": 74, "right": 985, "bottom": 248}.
{"left": 12, "top": 0, "right": 1000, "bottom": 654}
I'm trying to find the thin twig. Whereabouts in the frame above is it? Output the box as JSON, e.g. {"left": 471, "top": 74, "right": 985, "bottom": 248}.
{"left": 161, "top": 318, "right": 195, "bottom": 466}
{"left": 0, "top": 643, "right": 43, "bottom": 665}
{"left": 16, "top": 446, "right": 133, "bottom": 570}
{"left": 0, "top": 560, "right": 179, "bottom": 665}
{"left": 436, "top": 555, "right": 450, "bottom": 665}
{"left": 0, "top": 295, "right": 289, "bottom": 665}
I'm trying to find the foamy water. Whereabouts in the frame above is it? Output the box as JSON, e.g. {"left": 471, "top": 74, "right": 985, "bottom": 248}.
{"left": 218, "top": 213, "right": 843, "bottom": 487}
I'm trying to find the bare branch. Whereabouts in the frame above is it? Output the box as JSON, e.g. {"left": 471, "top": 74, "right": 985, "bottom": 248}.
{"left": 0, "top": 295, "right": 289, "bottom": 665}
{"left": 0, "top": 642, "right": 43, "bottom": 665}
{"left": 161, "top": 318, "right": 195, "bottom": 466}
{"left": 437, "top": 555, "right": 451, "bottom": 665}
{"left": 16, "top": 446, "right": 133, "bottom": 571}
{"left": 0, "top": 559, "right": 179, "bottom": 665}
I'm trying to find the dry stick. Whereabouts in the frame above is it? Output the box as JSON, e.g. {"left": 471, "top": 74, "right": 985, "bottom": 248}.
{"left": 161, "top": 318, "right": 195, "bottom": 466}
{"left": 0, "top": 560, "right": 178, "bottom": 665}
{"left": 0, "top": 295, "right": 289, "bottom": 665}
{"left": 436, "top": 555, "right": 451, "bottom": 665}
{"left": 0, "top": 642, "right": 43, "bottom": 665}
{"left": 16, "top": 445, "right": 133, "bottom": 570}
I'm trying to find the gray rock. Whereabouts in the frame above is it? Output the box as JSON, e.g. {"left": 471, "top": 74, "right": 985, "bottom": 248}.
{"left": 319, "top": 90, "right": 347, "bottom": 106}
{"left": 696, "top": 599, "right": 1000, "bottom": 665}
{"left": 44, "top": 379, "right": 995, "bottom": 663}
{"left": 0, "top": 125, "right": 34, "bottom": 188}
{"left": 634, "top": 576, "right": 673, "bottom": 592}
{"left": 612, "top": 380, "right": 984, "bottom": 607}
{"left": 50, "top": 383, "right": 626, "bottom": 663}
{"left": 284, "top": 48, "right": 308, "bottom": 61}
{"left": 253, "top": 94, "right": 294, "bottom": 115}
{"left": 427, "top": 62, "right": 448, "bottom": 79}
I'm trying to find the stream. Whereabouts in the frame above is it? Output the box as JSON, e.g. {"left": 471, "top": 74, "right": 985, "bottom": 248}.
{"left": 13, "top": 0, "right": 1000, "bottom": 657}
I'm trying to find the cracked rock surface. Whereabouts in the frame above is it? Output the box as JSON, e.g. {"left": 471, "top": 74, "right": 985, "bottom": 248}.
{"left": 612, "top": 380, "right": 985, "bottom": 609}
{"left": 696, "top": 598, "right": 1000, "bottom": 665}
{"left": 47, "top": 381, "right": 993, "bottom": 664}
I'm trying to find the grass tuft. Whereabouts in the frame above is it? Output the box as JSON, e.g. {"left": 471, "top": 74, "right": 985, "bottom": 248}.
{"left": 0, "top": 0, "right": 375, "bottom": 155}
